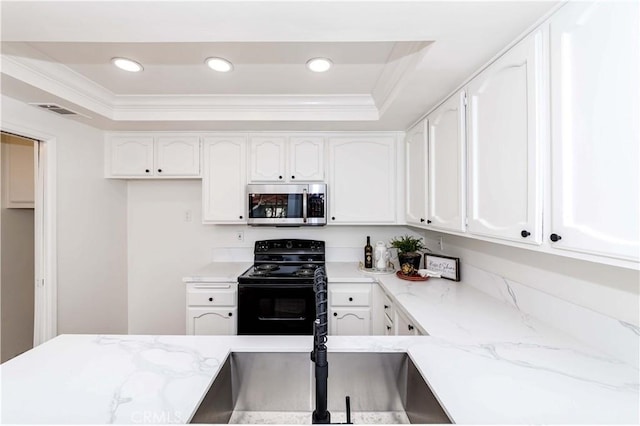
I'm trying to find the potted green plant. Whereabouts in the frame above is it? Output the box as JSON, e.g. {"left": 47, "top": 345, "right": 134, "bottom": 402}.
{"left": 389, "top": 235, "right": 429, "bottom": 270}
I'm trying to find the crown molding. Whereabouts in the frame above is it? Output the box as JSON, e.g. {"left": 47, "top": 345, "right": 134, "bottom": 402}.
{"left": 1, "top": 54, "right": 379, "bottom": 122}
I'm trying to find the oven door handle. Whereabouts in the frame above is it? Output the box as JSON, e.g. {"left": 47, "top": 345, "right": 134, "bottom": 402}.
{"left": 302, "top": 188, "right": 308, "bottom": 224}
{"left": 258, "top": 316, "right": 307, "bottom": 321}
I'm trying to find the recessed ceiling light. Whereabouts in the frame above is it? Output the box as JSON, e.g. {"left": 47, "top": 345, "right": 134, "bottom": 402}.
{"left": 111, "top": 57, "right": 143, "bottom": 72}
{"left": 205, "top": 57, "right": 234, "bottom": 72}
{"left": 306, "top": 58, "right": 332, "bottom": 73}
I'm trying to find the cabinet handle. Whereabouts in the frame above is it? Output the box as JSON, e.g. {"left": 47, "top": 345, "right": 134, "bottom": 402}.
{"left": 550, "top": 233, "right": 562, "bottom": 242}
{"left": 386, "top": 326, "right": 392, "bottom": 331}
{"left": 239, "top": 215, "right": 243, "bottom": 219}
{"left": 408, "top": 325, "right": 414, "bottom": 331}
{"left": 384, "top": 305, "right": 389, "bottom": 309}
{"left": 420, "top": 218, "right": 425, "bottom": 222}
{"left": 521, "top": 230, "right": 531, "bottom": 238}
{"left": 278, "top": 175, "right": 283, "bottom": 179}
{"left": 145, "top": 169, "right": 150, "bottom": 173}
{"left": 427, "top": 220, "right": 432, "bottom": 224}
{"left": 208, "top": 297, "right": 213, "bottom": 302}
{"left": 333, "top": 312, "right": 338, "bottom": 317}
{"left": 157, "top": 169, "right": 162, "bottom": 173}
{"left": 331, "top": 217, "right": 336, "bottom": 221}
{"left": 291, "top": 175, "right": 295, "bottom": 179}
{"left": 348, "top": 297, "right": 353, "bottom": 302}
{"left": 228, "top": 312, "right": 233, "bottom": 317}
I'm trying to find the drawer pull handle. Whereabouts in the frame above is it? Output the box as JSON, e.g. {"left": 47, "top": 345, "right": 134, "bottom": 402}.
{"left": 208, "top": 297, "right": 213, "bottom": 302}
{"left": 348, "top": 297, "right": 353, "bottom": 302}
{"left": 408, "top": 325, "right": 414, "bottom": 331}
{"left": 384, "top": 305, "right": 389, "bottom": 309}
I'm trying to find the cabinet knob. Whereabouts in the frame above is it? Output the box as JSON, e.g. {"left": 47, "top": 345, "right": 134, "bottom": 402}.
{"left": 145, "top": 169, "right": 150, "bottom": 173}
{"left": 333, "top": 312, "right": 338, "bottom": 317}
{"left": 278, "top": 175, "right": 283, "bottom": 179}
{"left": 228, "top": 312, "right": 233, "bottom": 317}
{"left": 157, "top": 169, "right": 162, "bottom": 173}
{"left": 521, "top": 230, "right": 531, "bottom": 238}
{"left": 408, "top": 325, "right": 414, "bottom": 331}
{"left": 420, "top": 218, "right": 425, "bottom": 223}
{"left": 386, "top": 326, "right": 392, "bottom": 331}
{"left": 427, "top": 220, "right": 432, "bottom": 224}
{"left": 331, "top": 217, "right": 336, "bottom": 221}
{"left": 384, "top": 305, "right": 389, "bottom": 309}
{"left": 348, "top": 297, "right": 353, "bottom": 302}
{"left": 239, "top": 215, "right": 243, "bottom": 219}
{"left": 550, "top": 233, "right": 562, "bottom": 242}
{"left": 291, "top": 175, "right": 295, "bottom": 179}
{"left": 208, "top": 297, "right": 213, "bottom": 302}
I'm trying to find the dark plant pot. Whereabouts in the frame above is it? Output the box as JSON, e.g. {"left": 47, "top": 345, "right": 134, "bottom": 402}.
{"left": 398, "top": 252, "right": 421, "bottom": 270}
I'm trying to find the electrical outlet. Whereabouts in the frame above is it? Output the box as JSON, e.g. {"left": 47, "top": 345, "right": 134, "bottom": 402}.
{"left": 236, "top": 231, "right": 244, "bottom": 242}
{"left": 184, "top": 209, "right": 192, "bottom": 222}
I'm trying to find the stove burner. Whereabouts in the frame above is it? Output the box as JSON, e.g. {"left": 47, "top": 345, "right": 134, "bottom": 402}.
{"left": 256, "top": 264, "right": 280, "bottom": 271}
{"left": 295, "top": 268, "right": 315, "bottom": 277}
{"left": 251, "top": 270, "right": 271, "bottom": 277}
{"left": 300, "top": 264, "right": 319, "bottom": 270}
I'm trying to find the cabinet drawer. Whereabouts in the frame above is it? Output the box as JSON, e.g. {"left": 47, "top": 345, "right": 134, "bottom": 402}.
{"left": 382, "top": 291, "right": 395, "bottom": 320}
{"left": 187, "top": 289, "right": 236, "bottom": 306}
{"left": 330, "top": 286, "right": 371, "bottom": 307}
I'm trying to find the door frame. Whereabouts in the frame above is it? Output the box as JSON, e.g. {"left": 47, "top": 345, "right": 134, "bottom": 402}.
{"left": 0, "top": 121, "right": 57, "bottom": 345}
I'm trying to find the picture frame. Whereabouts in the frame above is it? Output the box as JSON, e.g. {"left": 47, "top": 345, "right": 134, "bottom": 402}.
{"left": 424, "top": 254, "right": 460, "bottom": 281}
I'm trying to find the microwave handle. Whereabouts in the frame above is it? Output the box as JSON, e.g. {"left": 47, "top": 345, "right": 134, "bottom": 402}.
{"left": 303, "top": 188, "right": 308, "bottom": 223}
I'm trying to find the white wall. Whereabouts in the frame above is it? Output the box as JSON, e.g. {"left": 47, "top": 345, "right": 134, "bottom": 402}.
{"left": 127, "top": 179, "right": 419, "bottom": 334}
{"left": 421, "top": 230, "right": 640, "bottom": 326}
{"left": 1, "top": 95, "right": 129, "bottom": 335}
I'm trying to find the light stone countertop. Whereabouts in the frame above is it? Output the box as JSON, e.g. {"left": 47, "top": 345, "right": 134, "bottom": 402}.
{"left": 1, "top": 262, "right": 638, "bottom": 424}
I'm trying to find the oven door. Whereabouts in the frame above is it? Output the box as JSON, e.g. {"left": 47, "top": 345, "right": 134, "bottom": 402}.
{"left": 238, "top": 283, "right": 315, "bottom": 335}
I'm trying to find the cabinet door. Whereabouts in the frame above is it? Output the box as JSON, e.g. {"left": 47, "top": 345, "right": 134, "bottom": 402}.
{"left": 155, "top": 136, "right": 200, "bottom": 177}
{"left": 405, "top": 120, "right": 428, "bottom": 227}
{"left": 109, "top": 135, "right": 154, "bottom": 176}
{"left": 549, "top": 2, "right": 639, "bottom": 261}
{"left": 289, "top": 136, "right": 325, "bottom": 181}
{"left": 328, "top": 136, "right": 396, "bottom": 224}
{"left": 395, "top": 309, "right": 417, "bottom": 336}
{"left": 428, "top": 91, "right": 466, "bottom": 232}
{"left": 202, "top": 136, "right": 247, "bottom": 223}
{"left": 187, "top": 307, "right": 237, "bottom": 335}
{"left": 467, "top": 29, "right": 545, "bottom": 244}
{"left": 249, "top": 135, "right": 287, "bottom": 182}
{"left": 329, "top": 308, "right": 371, "bottom": 335}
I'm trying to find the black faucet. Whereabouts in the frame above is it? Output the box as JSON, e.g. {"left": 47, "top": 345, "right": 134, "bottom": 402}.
{"left": 311, "top": 267, "right": 352, "bottom": 425}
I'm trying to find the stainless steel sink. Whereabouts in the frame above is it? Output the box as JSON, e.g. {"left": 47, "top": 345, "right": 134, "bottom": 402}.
{"left": 190, "top": 352, "right": 451, "bottom": 424}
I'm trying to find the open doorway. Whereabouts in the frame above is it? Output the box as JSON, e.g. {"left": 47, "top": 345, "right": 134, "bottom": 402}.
{"left": 0, "top": 127, "right": 56, "bottom": 364}
{"left": 1, "top": 132, "right": 36, "bottom": 362}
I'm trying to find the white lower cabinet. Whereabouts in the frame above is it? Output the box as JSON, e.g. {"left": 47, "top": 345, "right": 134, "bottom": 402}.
{"left": 328, "top": 283, "right": 372, "bottom": 335}
{"left": 187, "top": 307, "right": 237, "bottom": 335}
{"left": 186, "top": 283, "right": 237, "bottom": 335}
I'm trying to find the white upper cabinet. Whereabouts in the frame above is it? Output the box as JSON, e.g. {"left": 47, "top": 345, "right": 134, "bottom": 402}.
{"left": 108, "top": 135, "right": 154, "bottom": 177}
{"left": 202, "top": 135, "right": 247, "bottom": 224}
{"left": 427, "top": 90, "right": 466, "bottom": 232}
{"left": 328, "top": 135, "right": 397, "bottom": 224}
{"left": 405, "top": 120, "right": 428, "bottom": 227}
{"left": 249, "top": 135, "right": 287, "bottom": 182}
{"left": 289, "top": 136, "right": 325, "bottom": 181}
{"left": 548, "top": 1, "right": 639, "bottom": 261}
{"left": 106, "top": 134, "right": 200, "bottom": 178}
{"left": 154, "top": 136, "right": 201, "bottom": 176}
{"left": 249, "top": 134, "right": 325, "bottom": 182}
{"left": 466, "top": 28, "right": 545, "bottom": 245}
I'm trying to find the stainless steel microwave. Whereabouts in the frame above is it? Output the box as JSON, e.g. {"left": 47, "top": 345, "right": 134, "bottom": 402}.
{"left": 247, "top": 183, "right": 327, "bottom": 226}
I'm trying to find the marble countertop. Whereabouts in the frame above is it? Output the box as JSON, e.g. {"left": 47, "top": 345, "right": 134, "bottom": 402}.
{"left": 2, "top": 262, "right": 638, "bottom": 424}
{"left": 182, "top": 262, "right": 252, "bottom": 283}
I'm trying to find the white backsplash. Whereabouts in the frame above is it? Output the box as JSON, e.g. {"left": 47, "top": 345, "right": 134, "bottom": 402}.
{"left": 461, "top": 263, "right": 640, "bottom": 367}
